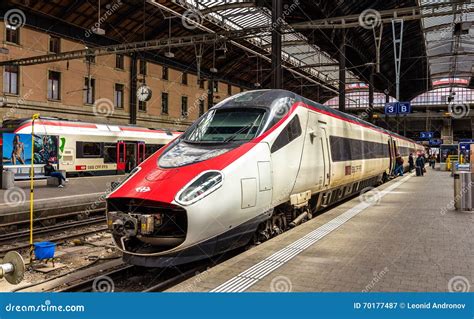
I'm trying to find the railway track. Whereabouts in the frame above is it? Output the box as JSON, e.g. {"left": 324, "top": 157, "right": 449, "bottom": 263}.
{"left": 58, "top": 263, "right": 210, "bottom": 292}
{"left": 0, "top": 212, "right": 108, "bottom": 255}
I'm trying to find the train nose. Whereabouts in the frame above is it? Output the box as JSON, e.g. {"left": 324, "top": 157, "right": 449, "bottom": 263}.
{"left": 106, "top": 198, "right": 188, "bottom": 253}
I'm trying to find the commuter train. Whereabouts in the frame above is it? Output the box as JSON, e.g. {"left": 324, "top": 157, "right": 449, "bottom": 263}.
{"left": 106, "top": 90, "right": 425, "bottom": 267}
{"left": 1, "top": 117, "right": 180, "bottom": 175}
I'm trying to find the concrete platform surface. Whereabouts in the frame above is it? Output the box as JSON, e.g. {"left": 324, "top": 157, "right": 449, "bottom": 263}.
{"left": 0, "top": 175, "right": 122, "bottom": 215}
{"left": 168, "top": 169, "right": 474, "bottom": 292}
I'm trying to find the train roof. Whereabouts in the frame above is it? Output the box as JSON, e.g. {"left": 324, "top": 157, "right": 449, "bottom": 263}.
{"left": 1, "top": 117, "right": 181, "bottom": 136}
{"left": 216, "top": 89, "right": 421, "bottom": 147}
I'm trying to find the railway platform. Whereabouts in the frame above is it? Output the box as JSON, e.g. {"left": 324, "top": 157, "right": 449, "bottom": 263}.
{"left": 168, "top": 169, "right": 474, "bottom": 292}
{"left": 0, "top": 175, "right": 121, "bottom": 225}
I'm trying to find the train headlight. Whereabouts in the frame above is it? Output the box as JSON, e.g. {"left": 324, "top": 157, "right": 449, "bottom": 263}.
{"left": 176, "top": 171, "right": 223, "bottom": 205}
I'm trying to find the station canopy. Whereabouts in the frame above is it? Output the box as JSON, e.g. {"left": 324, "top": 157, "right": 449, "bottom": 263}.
{"left": 2, "top": 0, "right": 473, "bottom": 103}
{"left": 420, "top": 0, "right": 474, "bottom": 85}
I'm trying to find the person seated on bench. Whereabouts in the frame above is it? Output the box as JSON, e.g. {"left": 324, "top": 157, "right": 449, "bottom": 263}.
{"left": 44, "top": 161, "right": 67, "bottom": 188}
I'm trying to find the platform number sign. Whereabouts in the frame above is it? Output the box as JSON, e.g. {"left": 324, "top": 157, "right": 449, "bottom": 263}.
{"left": 384, "top": 102, "right": 411, "bottom": 116}
{"left": 385, "top": 102, "right": 398, "bottom": 115}
{"left": 420, "top": 132, "right": 434, "bottom": 139}
{"left": 398, "top": 102, "right": 411, "bottom": 115}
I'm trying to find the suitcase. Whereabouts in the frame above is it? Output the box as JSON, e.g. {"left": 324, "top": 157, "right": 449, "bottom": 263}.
{"left": 416, "top": 166, "right": 422, "bottom": 176}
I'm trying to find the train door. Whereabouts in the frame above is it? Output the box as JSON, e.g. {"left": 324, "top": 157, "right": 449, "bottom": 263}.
{"left": 116, "top": 141, "right": 126, "bottom": 173}
{"left": 293, "top": 112, "right": 325, "bottom": 193}
{"left": 388, "top": 139, "right": 393, "bottom": 173}
{"left": 320, "top": 126, "right": 331, "bottom": 188}
{"left": 124, "top": 142, "right": 138, "bottom": 172}
{"left": 137, "top": 142, "right": 146, "bottom": 164}
{"left": 270, "top": 114, "right": 304, "bottom": 206}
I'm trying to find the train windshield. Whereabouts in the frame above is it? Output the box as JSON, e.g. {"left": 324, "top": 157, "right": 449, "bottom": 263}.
{"left": 182, "top": 108, "right": 266, "bottom": 144}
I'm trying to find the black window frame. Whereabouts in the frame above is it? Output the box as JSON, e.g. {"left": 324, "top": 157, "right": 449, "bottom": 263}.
{"left": 6, "top": 27, "right": 19, "bottom": 44}
{"left": 199, "top": 79, "right": 205, "bottom": 89}
{"left": 3, "top": 65, "right": 19, "bottom": 95}
{"left": 161, "top": 92, "right": 169, "bottom": 115}
{"left": 329, "top": 136, "right": 389, "bottom": 162}
{"left": 139, "top": 59, "right": 147, "bottom": 75}
{"left": 47, "top": 70, "right": 61, "bottom": 100}
{"left": 181, "top": 96, "right": 188, "bottom": 117}
{"left": 84, "top": 77, "right": 95, "bottom": 105}
{"left": 49, "top": 36, "right": 60, "bottom": 54}
{"left": 114, "top": 83, "right": 124, "bottom": 108}
{"left": 115, "top": 54, "right": 124, "bottom": 70}
{"left": 162, "top": 66, "right": 169, "bottom": 80}
{"left": 76, "top": 141, "right": 103, "bottom": 158}
{"left": 138, "top": 100, "right": 147, "bottom": 112}
{"left": 182, "top": 72, "right": 188, "bottom": 85}
{"left": 271, "top": 115, "right": 302, "bottom": 153}
{"left": 227, "top": 84, "right": 232, "bottom": 95}
{"left": 199, "top": 99, "right": 205, "bottom": 116}
{"left": 103, "top": 143, "right": 117, "bottom": 163}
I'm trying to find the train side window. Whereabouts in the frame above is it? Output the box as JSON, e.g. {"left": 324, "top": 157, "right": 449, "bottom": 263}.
{"left": 145, "top": 144, "right": 163, "bottom": 158}
{"left": 104, "top": 143, "right": 117, "bottom": 163}
{"left": 271, "top": 115, "right": 302, "bottom": 153}
{"left": 76, "top": 141, "right": 103, "bottom": 158}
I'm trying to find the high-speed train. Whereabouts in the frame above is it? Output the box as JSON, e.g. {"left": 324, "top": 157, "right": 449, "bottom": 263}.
{"left": 106, "top": 90, "right": 424, "bottom": 267}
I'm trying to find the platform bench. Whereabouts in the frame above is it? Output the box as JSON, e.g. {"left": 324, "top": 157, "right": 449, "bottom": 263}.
{"left": 46, "top": 170, "right": 67, "bottom": 187}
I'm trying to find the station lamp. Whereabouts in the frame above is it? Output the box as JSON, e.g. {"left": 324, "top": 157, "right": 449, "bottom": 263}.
{"left": 164, "top": 51, "right": 175, "bottom": 58}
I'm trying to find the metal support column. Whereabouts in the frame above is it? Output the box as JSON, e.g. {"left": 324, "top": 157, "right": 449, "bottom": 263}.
{"left": 129, "top": 54, "right": 138, "bottom": 125}
{"left": 368, "top": 65, "right": 374, "bottom": 123}
{"left": 373, "top": 24, "right": 383, "bottom": 73}
{"left": 271, "top": 0, "right": 282, "bottom": 89}
{"left": 392, "top": 19, "right": 404, "bottom": 134}
{"left": 339, "top": 31, "right": 346, "bottom": 113}
{"left": 208, "top": 76, "right": 214, "bottom": 110}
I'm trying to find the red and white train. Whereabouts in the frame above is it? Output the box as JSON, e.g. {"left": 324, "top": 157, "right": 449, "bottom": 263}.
{"left": 106, "top": 90, "right": 424, "bottom": 267}
{"left": 2, "top": 117, "right": 180, "bottom": 175}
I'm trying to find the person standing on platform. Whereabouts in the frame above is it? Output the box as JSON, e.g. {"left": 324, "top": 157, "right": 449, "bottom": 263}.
{"left": 395, "top": 153, "right": 404, "bottom": 176}
{"left": 429, "top": 154, "right": 436, "bottom": 169}
{"left": 416, "top": 153, "right": 426, "bottom": 176}
{"left": 408, "top": 153, "right": 415, "bottom": 172}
